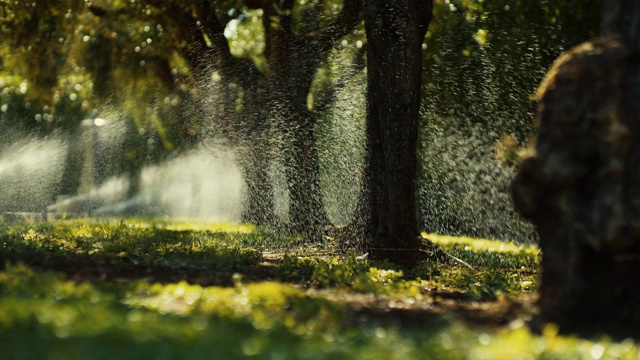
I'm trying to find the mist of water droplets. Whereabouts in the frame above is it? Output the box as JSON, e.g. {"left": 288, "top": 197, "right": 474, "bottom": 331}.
{"left": 0, "top": 22, "right": 554, "bottom": 244}
{"left": 0, "top": 135, "right": 68, "bottom": 212}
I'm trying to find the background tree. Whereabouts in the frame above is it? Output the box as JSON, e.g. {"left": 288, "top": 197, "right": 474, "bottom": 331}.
{"left": 256, "top": 0, "right": 363, "bottom": 233}
{"left": 89, "top": 0, "right": 363, "bottom": 231}
{"left": 512, "top": 0, "right": 640, "bottom": 335}
{"left": 1, "top": 1, "right": 365, "bottom": 227}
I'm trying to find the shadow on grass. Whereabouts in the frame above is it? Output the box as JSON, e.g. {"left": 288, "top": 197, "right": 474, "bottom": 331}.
{"left": 0, "top": 222, "right": 275, "bottom": 286}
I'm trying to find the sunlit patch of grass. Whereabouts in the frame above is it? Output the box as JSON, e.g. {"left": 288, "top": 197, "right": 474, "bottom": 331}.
{"left": 0, "top": 264, "right": 440, "bottom": 359}
{"left": 274, "top": 254, "right": 415, "bottom": 296}
{"left": 389, "top": 263, "right": 534, "bottom": 302}
{"left": 114, "top": 218, "right": 259, "bottom": 235}
{"left": 425, "top": 232, "right": 540, "bottom": 271}
{"left": 425, "top": 232, "right": 538, "bottom": 256}
{"left": 467, "top": 324, "right": 640, "bottom": 360}
{"left": 397, "top": 233, "right": 542, "bottom": 300}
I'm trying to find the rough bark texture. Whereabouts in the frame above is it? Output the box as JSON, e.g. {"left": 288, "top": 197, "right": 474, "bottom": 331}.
{"left": 364, "top": 0, "right": 432, "bottom": 249}
{"left": 512, "top": 37, "right": 640, "bottom": 335}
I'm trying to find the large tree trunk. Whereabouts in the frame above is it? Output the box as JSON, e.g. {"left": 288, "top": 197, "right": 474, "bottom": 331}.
{"left": 512, "top": 20, "right": 640, "bottom": 334}
{"left": 363, "top": 0, "right": 432, "bottom": 250}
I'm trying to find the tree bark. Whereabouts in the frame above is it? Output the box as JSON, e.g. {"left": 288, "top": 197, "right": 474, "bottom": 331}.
{"left": 511, "top": 36, "right": 640, "bottom": 335}
{"left": 363, "top": 0, "right": 432, "bottom": 249}
{"left": 601, "top": 0, "right": 640, "bottom": 49}
{"left": 150, "top": 4, "right": 279, "bottom": 225}
{"left": 281, "top": 107, "right": 330, "bottom": 233}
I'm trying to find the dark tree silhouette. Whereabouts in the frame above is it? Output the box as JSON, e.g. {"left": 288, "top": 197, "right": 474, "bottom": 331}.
{"left": 362, "top": 0, "right": 435, "bottom": 260}
{"left": 512, "top": 0, "right": 640, "bottom": 335}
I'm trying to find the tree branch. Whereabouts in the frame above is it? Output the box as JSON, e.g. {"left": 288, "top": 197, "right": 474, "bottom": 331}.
{"left": 165, "top": 4, "right": 215, "bottom": 82}
{"left": 196, "top": 2, "right": 263, "bottom": 88}
{"left": 88, "top": 1, "right": 214, "bottom": 82}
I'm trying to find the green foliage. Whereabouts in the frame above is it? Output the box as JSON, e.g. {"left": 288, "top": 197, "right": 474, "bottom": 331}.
{"left": 0, "top": 74, "right": 87, "bottom": 144}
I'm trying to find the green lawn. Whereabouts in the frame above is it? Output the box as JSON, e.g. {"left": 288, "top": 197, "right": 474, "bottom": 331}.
{"left": 0, "top": 219, "right": 637, "bottom": 359}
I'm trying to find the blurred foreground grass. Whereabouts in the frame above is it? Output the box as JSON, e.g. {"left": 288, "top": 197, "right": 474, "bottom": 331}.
{"left": 0, "top": 219, "right": 637, "bottom": 359}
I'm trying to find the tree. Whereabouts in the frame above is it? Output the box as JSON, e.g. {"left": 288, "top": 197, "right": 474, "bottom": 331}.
{"left": 90, "top": 1, "right": 363, "bottom": 232}
{"left": 512, "top": 0, "right": 640, "bottom": 335}
{"left": 2, "top": 1, "right": 362, "bottom": 228}
{"left": 361, "top": 0, "right": 433, "bottom": 257}
{"left": 255, "top": 0, "right": 363, "bottom": 233}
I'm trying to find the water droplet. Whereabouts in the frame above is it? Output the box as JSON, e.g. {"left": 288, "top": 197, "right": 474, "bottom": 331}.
{"left": 478, "top": 333, "right": 491, "bottom": 345}
{"left": 590, "top": 344, "right": 605, "bottom": 359}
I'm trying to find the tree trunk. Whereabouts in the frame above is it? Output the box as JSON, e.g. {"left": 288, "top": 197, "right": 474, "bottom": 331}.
{"left": 280, "top": 107, "right": 330, "bottom": 233}
{"left": 601, "top": 0, "right": 640, "bottom": 48}
{"left": 238, "top": 85, "right": 276, "bottom": 225}
{"left": 363, "top": 0, "right": 432, "bottom": 249}
{"left": 270, "top": 82, "right": 331, "bottom": 233}
{"left": 240, "top": 144, "right": 276, "bottom": 225}
{"left": 264, "top": 5, "right": 331, "bottom": 234}
{"left": 511, "top": 35, "right": 640, "bottom": 335}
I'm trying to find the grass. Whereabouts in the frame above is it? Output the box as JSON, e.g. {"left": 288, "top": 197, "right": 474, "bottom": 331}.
{"left": 0, "top": 219, "right": 637, "bottom": 359}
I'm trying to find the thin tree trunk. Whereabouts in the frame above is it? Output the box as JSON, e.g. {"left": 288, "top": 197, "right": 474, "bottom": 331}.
{"left": 281, "top": 108, "right": 331, "bottom": 233}
{"left": 240, "top": 145, "right": 276, "bottom": 224}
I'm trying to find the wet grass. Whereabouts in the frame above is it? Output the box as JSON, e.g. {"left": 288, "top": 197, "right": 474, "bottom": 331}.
{"left": 0, "top": 219, "right": 637, "bottom": 359}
